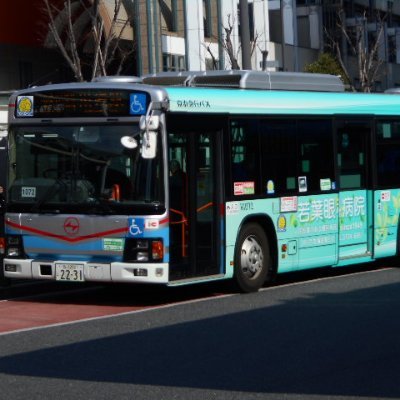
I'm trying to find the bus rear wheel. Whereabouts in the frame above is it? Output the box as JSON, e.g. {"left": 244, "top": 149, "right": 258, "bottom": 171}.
{"left": 234, "top": 223, "right": 270, "bottom": 293}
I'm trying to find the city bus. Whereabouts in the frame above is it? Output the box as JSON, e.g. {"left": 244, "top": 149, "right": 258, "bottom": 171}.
{"left": 4, "top": 70, "right": 400, "bottom": 292}
{"left": 0, "top": 91, "right": 11, "bottom": 286}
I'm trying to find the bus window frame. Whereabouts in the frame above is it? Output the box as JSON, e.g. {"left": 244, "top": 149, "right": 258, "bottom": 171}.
{"left": 333, "top": 116, "right": 374, "bottom": 191}
{"left": 374, "top": 116, "right": 400, "bottom": 190}
{"left": 226, "top": 115, "right": 338, "bottom": 201}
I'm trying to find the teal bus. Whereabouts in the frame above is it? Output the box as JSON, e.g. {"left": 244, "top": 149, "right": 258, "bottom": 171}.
{"left": 4, "top": 70, "right": 400, "bottom": 292}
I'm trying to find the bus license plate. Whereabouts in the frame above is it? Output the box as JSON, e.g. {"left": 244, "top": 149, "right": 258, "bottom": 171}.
{"left": 55, "top": 263, "right": 84, "bottom": 282}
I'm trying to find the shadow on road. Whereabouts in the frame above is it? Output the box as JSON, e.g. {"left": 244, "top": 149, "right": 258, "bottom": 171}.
{"left": 0, "top": 272, "right": 400, "bottom": 398}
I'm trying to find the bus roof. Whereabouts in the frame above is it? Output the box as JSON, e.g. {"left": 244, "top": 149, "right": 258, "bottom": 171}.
{"left": 8, "top": 72, "right": 400, "bottom": 120}
{"left": 143, "top": 70, "right": 345, "bottom": 92}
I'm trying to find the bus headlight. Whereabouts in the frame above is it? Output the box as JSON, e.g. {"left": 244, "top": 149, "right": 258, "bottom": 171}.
{"left": 7, "top": 247, "right": 21, "bottom": 257}
{"left": 6, "top": 236, "right": 24, "bottom": 258}
{"left": 137, "top": 252, "right": 149, "bottom": 261}
{"left": 123, "top": 238, "right": 163, "bottom": 262}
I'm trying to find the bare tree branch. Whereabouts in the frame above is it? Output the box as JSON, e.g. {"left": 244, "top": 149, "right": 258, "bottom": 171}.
{"left": 43, "top": 0, "right": 134, "bottom": 81}
{"left": 91, "top": 19, "right": 104, "bottom": 80}
{"left": 65, "top": 0, "right": 83, "bottom": 80}
{"left": 44, "top": 0, "right": 84, "bottom": 81}
{"left": 203, "top": 42, "right": 219, "bottom": 70}
{"left": 223, "top": 14, "right": 240, "bottom": 69}
{"left": 327, "top": 7, "right": 386, "bottom": 92}
{"left": 324, "top": 26, "right": 354, "bottom": 90}
{"left": 203, "top": 13, "right": 261, "bottom": 70}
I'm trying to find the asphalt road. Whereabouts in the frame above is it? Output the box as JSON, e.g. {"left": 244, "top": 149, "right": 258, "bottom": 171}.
{"left": 1, "top": 266, "right": 400, "bottom": 400}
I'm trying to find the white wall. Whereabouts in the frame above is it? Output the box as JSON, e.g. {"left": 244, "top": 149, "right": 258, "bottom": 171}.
{"left": 184, "top": 0, "right": 206, "bottom": 70}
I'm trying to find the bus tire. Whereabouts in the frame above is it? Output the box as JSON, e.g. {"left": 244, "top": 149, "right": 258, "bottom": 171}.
{"left": 0, "top": 268, "right": 10, "bottom": 288}
{"left": 234, "top": 223, "right": 270, "bottom": 293}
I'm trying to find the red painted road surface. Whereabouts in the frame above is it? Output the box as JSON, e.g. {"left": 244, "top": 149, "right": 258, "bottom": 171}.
{"left": 0, "top": 283, "right": 227, "bottom": 335}
{"left": 0, "top": 292, "right": 151, "bottom": 334}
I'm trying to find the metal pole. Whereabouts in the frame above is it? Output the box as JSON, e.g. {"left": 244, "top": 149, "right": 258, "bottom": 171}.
{"left": 280, "top": 0, "right": 285, "bottom": 71}
{"left": 239, "top": 0, "right": 252, "bottom": 70}
{"left": 183, "top": 0, "right": 190, "bottom": 70}
{"left": 134, "top": 0, "right": 142, "bottom": 76}
{"left": 146, "top": 0, "right": 154, "bottom": 73}
{"left": 217, "top": 0, "right": 225, "bottom": 69}
{"left": 262, "top": 50, "right": 268, "bottom": 71}
{"left": 292, "top": 0, "right": 299, "bottom": 72}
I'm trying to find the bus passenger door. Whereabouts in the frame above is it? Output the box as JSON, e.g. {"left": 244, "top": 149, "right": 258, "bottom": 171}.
{"left": 336, "top": 120, "right": 373, "bottom": 264}
{"left": 168, "top": 116, "right": 223, "bottom": 280}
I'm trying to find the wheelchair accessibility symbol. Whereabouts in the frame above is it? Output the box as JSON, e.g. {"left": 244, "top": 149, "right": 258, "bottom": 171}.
{"left": 128, "top": 218, "right": 144, "bottom": 237}
{"left": 129, "top": 93, "right": 146, "bottom": 115}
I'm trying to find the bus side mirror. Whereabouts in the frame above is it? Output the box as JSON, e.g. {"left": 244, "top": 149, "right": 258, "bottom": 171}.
{"left": 139, "top": 115, "right": 159, "bottom": 131}
{"left": 139, "top": 114, "right": 158, "bottom": 159}
{"left": 141, "top": 131, "right": 157, "bottom": 159}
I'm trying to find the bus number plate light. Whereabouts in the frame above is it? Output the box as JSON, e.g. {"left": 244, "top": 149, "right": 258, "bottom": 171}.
{"left": 133, "top": 268, "right": 148, "bottom": 277}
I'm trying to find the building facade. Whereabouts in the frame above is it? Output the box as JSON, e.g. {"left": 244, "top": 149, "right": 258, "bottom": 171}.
{"left": 1, "top": 0, "right": 400, "bottom": 92}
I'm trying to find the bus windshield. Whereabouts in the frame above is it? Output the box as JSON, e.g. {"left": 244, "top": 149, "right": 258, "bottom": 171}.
{"left": 7, "top": 124, "right": 165, "bottom": 214}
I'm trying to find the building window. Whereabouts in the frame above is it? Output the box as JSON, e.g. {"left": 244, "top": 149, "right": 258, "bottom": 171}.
{"left": 388, "top": 33, "right": 397, "bottom": 63}
{"left": 163, "top": 53, "right": 186, "bottom": 71}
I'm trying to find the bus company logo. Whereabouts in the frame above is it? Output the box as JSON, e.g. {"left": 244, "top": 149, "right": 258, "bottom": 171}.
{"left": 16, "top": 96, "right": 34, "bottom": 117}
{"left": 177, "top": 99, "right": 211, "bottom": 108}
{"left": 64, "top": 217, "right": 80, "bottom": 236}
{"left": 277, "top": 214, "right": 287, "bottom": 232}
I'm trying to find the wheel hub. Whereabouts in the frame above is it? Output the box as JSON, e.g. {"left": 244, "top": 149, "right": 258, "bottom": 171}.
{"left": 240, "top": 236, "right": 263, "bottom": 279}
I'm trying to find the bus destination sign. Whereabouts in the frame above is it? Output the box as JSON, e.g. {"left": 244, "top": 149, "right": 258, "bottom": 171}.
{"left": 15, "top": 89, "right": 149, "bottom": 118}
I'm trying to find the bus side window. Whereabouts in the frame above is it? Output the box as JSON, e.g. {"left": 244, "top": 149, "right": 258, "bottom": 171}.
{"left": 230, "top": 120, "right": 260, "bottom": 195}
{"left": 338, "top": 130, "right": 365, "bottom": 189}
{"left": 297, "top": 120, "right": 334, "bottom": 192}
{"left": 376, "top": 120, "right": 400, "bottom": 188}
{"left": 260, "top": 119, "right": 297, "bottom": 194}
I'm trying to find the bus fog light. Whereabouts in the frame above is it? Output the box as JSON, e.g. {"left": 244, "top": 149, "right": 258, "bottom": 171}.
{"left": 133, "top": 268, "right": 148, "bottom": 277}
{"left": 137, "top": 252, "right": 149, "bottom": 261}
{"left": 4, "top": 264, "right": 17, "bottom": 272}
{"left": 155, "top": 268, "right": 163, "bottom": 277}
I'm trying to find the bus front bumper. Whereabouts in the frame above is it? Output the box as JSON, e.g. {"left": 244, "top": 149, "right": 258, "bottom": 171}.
{"left": 3, "top": 259, "right": 169, "bottom": 284}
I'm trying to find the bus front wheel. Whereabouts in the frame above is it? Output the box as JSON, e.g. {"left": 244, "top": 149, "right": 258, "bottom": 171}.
{"left": 234, "top": 223, "right": 270, "bottom": 293}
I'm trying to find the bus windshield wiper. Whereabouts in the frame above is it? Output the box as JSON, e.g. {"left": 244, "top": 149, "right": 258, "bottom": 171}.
{"left": 85, "top": 197, "right": 116, "bottom": 215}
{"left": 30, "top": 179, "right": 67, "bottom": 213}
